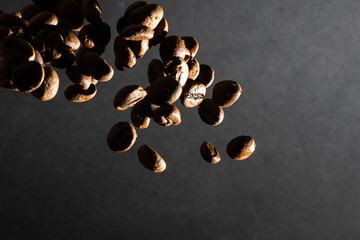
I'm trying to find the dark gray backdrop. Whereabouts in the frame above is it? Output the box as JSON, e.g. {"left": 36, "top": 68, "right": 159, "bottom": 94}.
{"left": 1, "top": 0, "right": 360, "bottom": 239}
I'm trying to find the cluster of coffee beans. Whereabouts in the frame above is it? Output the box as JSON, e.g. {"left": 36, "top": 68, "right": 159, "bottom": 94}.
{"left": 0, "top": 0, "right": 113, "bottom": 102}
{"left": 114, "top": 1, "right": 168, "bottom": 70}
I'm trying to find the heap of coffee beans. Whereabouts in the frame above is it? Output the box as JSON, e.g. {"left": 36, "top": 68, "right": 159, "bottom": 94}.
{"left": 0, "top": 0, "right": 113, "bottom": 102}
{"left": 114, "top": 1, "right": 168, "bottom": 70}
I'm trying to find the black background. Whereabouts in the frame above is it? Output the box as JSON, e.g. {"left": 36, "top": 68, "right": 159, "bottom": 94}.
{"left": 1, "top": 0, "right": 360, "bottom": 239}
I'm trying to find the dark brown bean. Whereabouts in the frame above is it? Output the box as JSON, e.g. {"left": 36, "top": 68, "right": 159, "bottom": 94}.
{"left": 187, "top": 57, "right": 200, "bottom": 80}
{"left": 113, "top": 85, "right": 147, "bottom": 111}
{"left": 164, "top": 56, "right": 189, "bottom": 86}
{"left": 196, "top": 64, "right": 215, "bottom": 88}
{"left": 137, "top": 145, "right": 166, "bottom": 173}
{"left": 28, "top": 11, "right": 58, "bottom": 35}
{"left": 212, "top": 80, "right": 242, "bottom": 107}
{"left": 82, "top": 0, "right": 103, "bottom": 25}
{"left": 56, "top": 0, "right": 84, "bottom": 31}
{"left": 130, "top": 99, "right": 152, "bottom": 129}
{"left": 226, "top": 136, "right": 256, "bottom": 160}
{"left": 57, "top": 28, "right": 80, "bottom": 50}
{"left": 0, "top": 13, "right": 27, "bottom": 29}
{"left": 149, "top": 18, "right": 168, "bottom": 46}
{"left": 0, "top": 36, "right": 35, "bottom": 64}
{"left": 12, "top": 61, "right": 45, "bottom": 92}
{"left": 51, "top": 48, "right": 75, "bottom": 69}
{"left": 116, "top": 16, "right": 129, "bottom": 34}
{"left": 113, "top": 36, "right": 136, "bottom": 69}
{"left": 120, "top": 24, "right": 154, "bottom": 41}
{"left": 181, "top": 36, "right": 199, "bottom": 58}
{"left": 200, "top": 142, "right": 221, "bottom": 164}
{"left": 180, "top": 82, "right": 206, "bottom": 108}
{"left": 127, "top": 4, "right": 164, "bottom": 30}
{"left": 65, "top": 65, "right": 93, "bottom": 90}
{"left": 153, "top": 104, "right": 181, "bottom": 127}
{"left": 80, "top": 52, "right": 113, "bottom": 82}
{"left": 78, "top": 23, "right": 111, "bottom": 50}
{"left": 107, "top": 122, "right": 137, "bottom": 153}
{"left": 20, "top": 3, "right": 44, "bottom": 21}
{"left": 198, "top": 99, "right": 224, "bottom": 126}
{"left": 129, "top": 39, "right": 149, "bottom": 58}
{"left": 147, "top": 76, "right": 182, "bottom": 106}
{"left": 43, "top": 31, "right": 64, "bottom": 62}
{"left": 64, "top": 83, "right": 97, "bottom": 102}
{"left": 32, "top": 66, "right": 59, "bottom": 101}
{"left": 147, "top": 59, "right": 165, "bottom": 85}
{"left": 160, "top": 35, "right": 190, "bottom": 62}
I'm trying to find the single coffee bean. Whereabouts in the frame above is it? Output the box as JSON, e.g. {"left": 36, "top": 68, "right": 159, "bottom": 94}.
{"left": 123, "top": 1, "right": 148, "bottom": 19}
{"left": 130, "top": 98, "right": 152, "bottom": 128}
{"left": 0, "top": 36, "right": 35, "bottom": 64}
{"left": 164, "top": 56, "right": 189, "bottom": 86}
{"left": 28, "top": 11, "right": 58, "bottom": 35}
{"left": 56, "top": 0, "right": 84, "bottom": 31}
{"left": 20, "top": 3, "right": 44, "bottom": 21}
{"left": 226, "top": 136, "right": 256, "bottom": 160}
{"left": 114, "top": 85, "right": 147, "bottom": 111}
{"left": 82, "top": 0, "right": 103, "bottom": 25}
{"left": 149, "top": 18, "right": 168, "bottom": 46}
{"left": 159, "top": 35, "right": 190, "bottom": 62}
{"left": 120, "top": 24, "right": 154, "bottom": 41}
{"left": 114, "top": 36, "right": 136, "bottom": 69}
{"left": 57, "top": 28, "right": 80, "bottom": 50}
{"left": 107, "top": 122, "right": 137, "bottom": 153}
{"left": 12, "top": 61, "right": 45, "bottom": 92}
{"left": 33, "top": 29, "right": 50, "bottom": 53}
{"left": 196, "top": 64, "right": 215, "bottom": 88}
{"left": 187, "top": 57, "right": 200, "bottom": 80}
{"left": 147, "top": 59, "right": 165, "bottom": 85}
{"left": 64, "top": 83, "right": 97, "bottom": 102}
{"left": 0, "top": 13, "right": 27, "bottom": 29}
{"left": 80, "top": 52, "right": 113, "bottom": 82}
{"left": 129, "top": 39, "right": 149, "bottom": 58}
{"left": 137, "top": 145, "right": 166, "bottom": 173}
{"left": 0, "top": 26, "right": 12, "bottom": 41}
{"left": 116, "top": 16, "right": 129, "bottom": 34}
{"left": 127, "top": 4, "right": 164, "bottom": 30}
{"left": 200, "top": 142, "right": 221, "bottom": 164}
{"left": 66, "top": 65, "right": 93, "bottom": 90}
{"left": 180, "top": 82, "right": 206, "bottom": 108}
{"left": 147, "top": 76, "right": 182, "bottom": 106}
{"left": 78, "top": 23, "right": 111, "bottom": 50}
{"left": 43, "top": 31, "right": 64, "bottom": 62}
{"left": 212, "top": 80, "right": 242, "bottom": 107}
{"left": 32, "top": 66, "right": 59, "bottom": 101}
{"left": 51, "top": 48, "right": 75, "bottom": 69}
{"left": 153, "top": 104, "right": 181, "bottom": 127}
{"left": 198, "top": 98, "right": 224, "bottom": 126}
{"left": 181, "top": 36, "right": 199, "bottom": 58}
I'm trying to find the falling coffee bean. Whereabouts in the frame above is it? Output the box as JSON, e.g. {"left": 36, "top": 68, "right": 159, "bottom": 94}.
{"left": 113, "top": 85, "right": 147, "bottom": 111}
{"left": 20, "top": 3, "right": 44, "bottom": 21}
{"left": 147, "top": 76, "right": 182, "bottom": 106}
{"left": 149, "top": 18, "right": 168, "bottom": 46}
{"left": 65, "top": 65, "right": 93, "bottom": 90}
{"left": 130, "top": 98, "right": 152, "bottom": 129}
{"left": 12, "top": 61, "right": 45, "bottom": 92}
{"left": 116, "top": 16, "right": 128, "bottom": 34}
{"left": 123, "top": 1, "right": 148, "bottom": 19}
{"left": 28, "top": 11, "right": 58, "bottom": 35}
{"left": 137, "top": 144, "right": 166, "bottom": 173}
{"left": 51, "top": 48, "right": 75, "bottom": 69}
{"left": 107, "top": 122, "right": 137, "bottom": 153}
{"left": 226, "top": 136, "right": 256, "bottom": 160}
{"left": 181, "top": 36, "right": 199, "bottom": 58}
{"left": 0, "top": 35, "right": 35, "bottom": 64}
{"left": 196, "top": 64, "right": 215, "bottom": 88}
{"left": 180, "top": 82, "right": 206, "bottom": 108}
{"left": 198, "top": 98, "right": 224, "bottom": 126}
{"left": 64, "top": 83, "right": 97, "bottom": 102}
{"left": 212, "top": 80, "right": 242, "bottom": 107}
{"left": 78, "top": 22, "right": 111, "bottom": 50}
{"left": 57, "top": 28, "right": 80, "bottom": 50}
{"left": 32, "top": 66, "right": 59, "bottom": 101}
{"left": 147, "top": 58, "right": 165, "bottom": 85}
{"left": 187, "top": 57, "right": 200, "bottom": 80}
{"left": 127, "top": 3, "right": 164, "bottom": 30}
{"left": 200, "top": 142, "right": 221, "bottom": 164}
{"left": 159, "top": 35, "right": 189, "bottom": 62}
{"left": 152, "top": 104, "right": 181, "bottom": 127}
{"left": 56, "top": 0, "right": 84, "bottom": 31}
{"left": 114, "top": 35, "right": 136, "bottom": 69}
{"left": 128, "top": 39, "right": 149, "bottom": 58}
{"left": 82, "top": 0, "right": 103, "bottom": 25}
{"left": 163, "top": 56, "right": 189, "bottom": 86}
{"left": 120, "top": 24, "right": 154, "bottom": 41}
{"left": 80, "top": 52, "right": 113, "bottom": 82}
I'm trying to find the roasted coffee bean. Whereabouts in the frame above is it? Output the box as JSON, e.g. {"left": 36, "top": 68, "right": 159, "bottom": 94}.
{"left": 0, "top": 13, "right": 27, "bottom": 29}
{"left": 123, "top": 1, "right": 148, "bottom": 19}
{"left": 160, "top": 35, "right": 190, "bottom": 62}
{"left": 212, "top": 80, "right": 242, "bottom": 107}
{"left": 28, "top": 11, "right": 58, "bottom": 35}
{"left": 114, "top": 58, "right": 126, "bottom": 71}
{"left": 187, "top": 57, "right": 200, "bottom": 80}
{"left": 181, "top": 36, "right": 199, "bottom": 58}
{"left": 153, "top": 104, "right": 181, "bottom": 127}
{"left": 147, "top": 59, "right": 165, "bottom": 85}
{"left": 120, "top": 24, "right": 154, "bottom": 41}
{"left": 20, "top": 3, "right": 44, "bottom": 21}
{"left": 113, "top": 85, "right": 147, "bottom": 111}
{"left": 137, "top": 145, "right": 166, "bottom": 173}
{"left": 107, "top": 122, "right": 137, "bottom": 153}
{"left": 43, "top": 31, "right": 64, "bottom": 62}
{"left": 164, "top": 56, "right": 189, "bottom": 86}
{"left": 226, "top": 136, "right": 256, "bottom": 160}
{"left": 57, "top": 28, "right": 80, "bottom": 50}
{"left": 180, "top": 82, "right": 206, "bottom": 108}
{"left": 116, "top": 16, "right": 129, "bottom": 35}
{"left": 12, "top": 61, "right": 45, "bottom": 92}
{"left": 0, "top": 59, "right": 17, "bottom": 91}
{"left": 200, "top": 142, "right": 221, "bottom": 164}
{"left": 129, "top": 39, "right": 149, "bottom": 58}
{"left": 0, "top": 36, "right": 35, "bottom": 63}
{"left": 114, "top": 36, "right": 136, "bottom": 69}
{"left": 32, "top": 66, "right": 59, "bottom": 101}
{"left": 130, "top": 98, "right": 152, "bottom": 128}
{"left": 196, "top": 64, "right": 215, "bottom": 88}
{"left": 147, "top": 76, "right": 182, "bottom": 106}
{"left": 127, "top": 4, "right": 164, "bottom": 30}
{"left": 149, "top": 18, "right": 168, "bottom": 46}
{"left": 51, "top": 48, "right": 75, "bottom": 69}
{"left": 34, "top": 49, "right": 44, "bottom": 66}
{"left": 0, "top": 26, "right": 12, "bottom": 41}
{"left": 82, "top": 0, "right": 103, "bottom": 25}
{"left": 198, "top": 98, "right": 224, "bottom": 126}
{"left": 56, "top": 0, "right": 84, "bottom": 31}
{"left": 78, "top": 23, "right": 111, "bottom": 50}
{"left": 33, "top": 29, "right": 49, "bottom": 53}
{"left": 65, "top": 65, "right": 93, "bottom": 90}
{"left": 64, "top": 83, "right": 97, "bottom": 102}
{"left": 80, "top": 52, "right": 113, "bottom": 82}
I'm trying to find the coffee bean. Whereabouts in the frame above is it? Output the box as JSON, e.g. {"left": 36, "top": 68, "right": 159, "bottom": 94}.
{"left": 0, "top": 13, "right": 27, "bottom": 29}
{"left": 196, "top": 64, "right": 215, "bottom": 88}
{"left": 80, "top": 52, "right": 113, "bottom": 82}
{"left": 78, "top": 23, "right": 111, "bottom": 50}
{"left": 33, "top": 29, "right": 49, "bottom": 53}
{"left": 116, "top": 16, "right": 129, "bottom": 34}
{"left": 198, "top": 98, "right": 224, "bottom": 126}
{"left": 200, "top": 142, "right": 221, "bottom": 164}
{"left": 114, "top": 58, "right": 126, "bottom": 71}
{"left": 181, "top": 36, "right": 199, "bottom": 58}
{"left": 20, "top": 3, "right": 44, "bottom": 21}
{"left": 107, "top": 122, "right": 137, "bottom": 153}
{"left": 0, "top": 59, "right": 17, "bottom": 91}
{"left": 12, "top": 61, "right": 45, "bottom": 92}
{"left": 57, "top": 28, "right": 80, "bottom": 51}
{"left": 163, "top": 56, "right": 189, "bottom": 86}
{"left": 180, "top": 82, "right": 206, "bottom": 108}
{"left": 82, "top": 0, "right": 103, "bottom": 25}
{"left": 226, "top": 136, "right": 256, "bottom": 160}
{"left": 153, "top": 104, "right": 181, "bottom": 127}
{"left": 51, "top": 48, "right": 75, "bottom": 69}
{"left": 65, "top": 65, "right": 93, "bottom": 90}
{"left": 147, "top": 76, "right": 182, "bottom": 106}
{"left": 120, "top": 24, "right": 154, "bottom": 41}
{"left": 43, "top": 31, "right": 64, "bottom": 62}
{"left": 114, "top": 35, "right": 136, "bottom": 69}
{"left": 123, "top": 1, "right": 148, "bottom": 19}
{"left": 137, "top": 145, "right": 166, "bottom": 173}
{"left": 147, "top": 59, "right": 165, "bottom": 85}
{"left": 129, "top": 39, "right": 149, "bottom": 58}
{"left": 32, "top": 66, "right": 59, "bottom": 101}
{"left": 56, "top": 0, "right": 84, "bottom": 31}
{"left": 0, "top": 26, "right": 12, "bottom": 41}
{"left": 149, "top": 18, "right": 168, "bottom": 46}
{"left": 64, "top": 83, "right": 97, "bottom": 102}
{"left": 127, "top": 4, "right": 164, "bottom": 30}
{"left": 130, "top": 98, "right": 152, "bottom": 128}
{"left": 212, "top": 80, "right": 242, "bottom": 107}
{"left": 187, "top": 57, "right": 200, "bottom": 80}
{"left": 159, "top": 35, "right": 189, "bottom": 62}
{"left": 114, "top": 85, "right": 147, "bottom": 111}
{"left": 28, "top": 11, "right": 58, "bottom": 35}
{"left": 0, "top": 35, "right": 35, "bottom": 64}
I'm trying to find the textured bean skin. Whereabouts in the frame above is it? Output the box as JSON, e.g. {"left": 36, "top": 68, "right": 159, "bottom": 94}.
{"left": 137, "top": 145, "right": 166, "bottom": 173}
{"left": 226, "top": 136, "right": 256, "bottom": 160}
{"left": 200, "top": 142, "right": 221, "bottom": 164}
